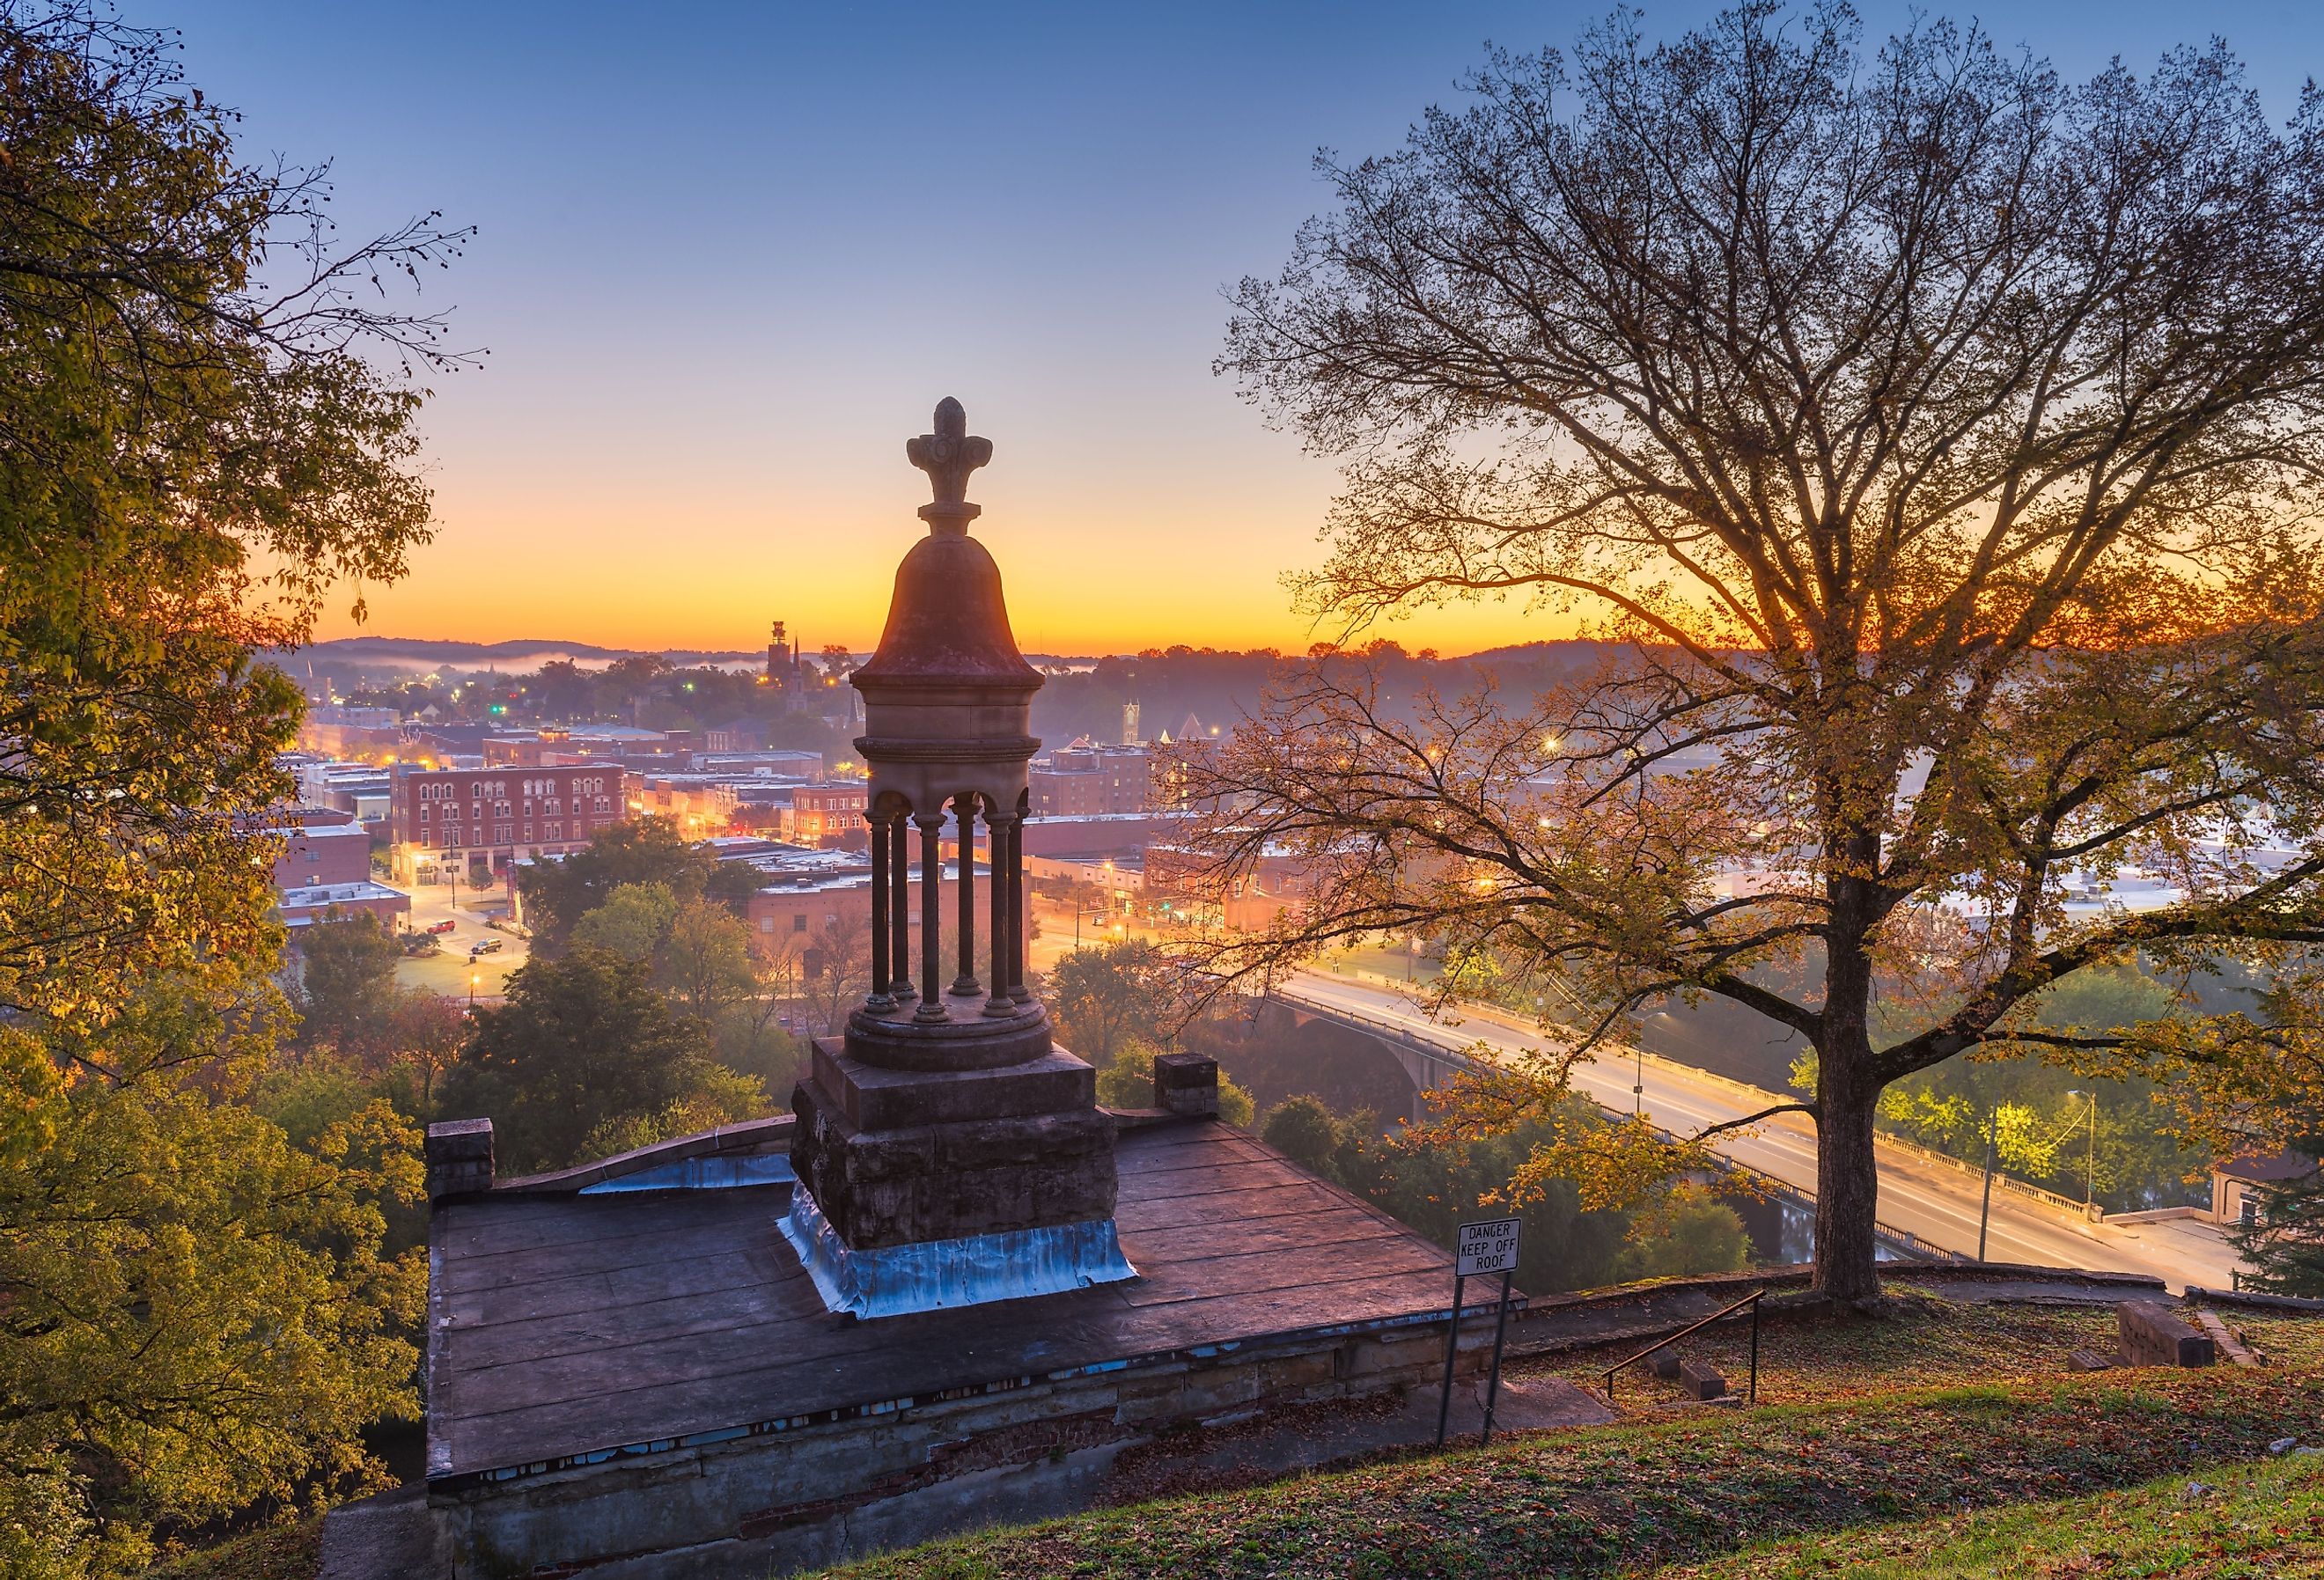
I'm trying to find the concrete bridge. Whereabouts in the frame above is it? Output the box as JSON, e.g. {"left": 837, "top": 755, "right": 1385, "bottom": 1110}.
{"left": 1269, "top": 973, "right": 2242, "bottom": 1288}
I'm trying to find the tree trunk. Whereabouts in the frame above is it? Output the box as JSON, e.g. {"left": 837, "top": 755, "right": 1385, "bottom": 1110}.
{"left": 1813, "top": 1044, "right": 1884, "bottom": 1303}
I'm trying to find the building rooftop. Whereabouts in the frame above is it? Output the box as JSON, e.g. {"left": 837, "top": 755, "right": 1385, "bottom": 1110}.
{"left": 2216, "top": 1149, "right": 2318, "bottom": 1183}
{"left": 267, "top": 818, "right": 373, "bottom": 841}
{"left": 425, "top": 1120, "right": 1461, "bottom": 1487}
{"left": 278, "top": 879, "right": 410, "bottom": 917}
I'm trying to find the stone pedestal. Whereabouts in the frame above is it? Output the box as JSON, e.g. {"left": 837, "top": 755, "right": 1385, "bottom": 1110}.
{"left": 789, "top": 1010, "right": 1119, "bottom": 1249}
{"left": 776, "top": 396, "right": 1131, "bottom": 1319}
{"left": 783, "top": 998, "right": 1130, "bottom": 1319}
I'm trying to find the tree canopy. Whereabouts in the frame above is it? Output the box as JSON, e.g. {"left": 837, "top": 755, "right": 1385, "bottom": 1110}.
{"left": 1194, "top": 1, "right": 2324, "bottom": 1298}
{"left": 0, "top": 7, "right": 462, "bottom": 1567}
{"left": 517, "top": 817, "right": 715, "bottom": 954}
{"left": 441, "top": 950, "right": 763, "bottom": 1173}
{"left": 0, "top": 1, "right": 468, "bottom": 1031}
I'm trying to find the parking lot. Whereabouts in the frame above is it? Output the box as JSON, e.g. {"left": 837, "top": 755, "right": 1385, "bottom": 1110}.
{"left": 395, "top": 877, "right": 528, "bottom": 1002}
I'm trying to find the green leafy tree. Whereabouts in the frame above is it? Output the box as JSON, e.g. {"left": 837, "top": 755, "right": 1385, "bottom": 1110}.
{"left": 1193, "top": 2, "right": 2324, "bottom": 1301}
{"left": 1261, "top": 1094, "right": 1345, "bottom": 1176}
{"left": 1612, "top": 1185, "right": 1754, "bottom": 1282}
{"left": 443, "top": 950, "right": 747, "bottom": 1172}
{"left": 0, "top": 981, "right": 424, "bottom": 1579}
{"left": 518, "top": 819, "right": 711, "bottom": 953}
{"left": 1274, "top": 1099, "right": 1634, "bottom": 1294}
{"left": 1048, "top": 939, "right": 1179, "bottom": 1067}
{"left": 579, "top": 1062, "right": 769, "bottom": 1160}
{"left": 570, "top": 881, "right": 679, "bottom": 962}
{"left": 294, "top": 912, "right": 405, "bottom": 1054}
{"left": 0, "top": 3, "right": 466, "bottom": 1033}
{"left": 660, "top": 897, "right": 761, "bottom": 1024}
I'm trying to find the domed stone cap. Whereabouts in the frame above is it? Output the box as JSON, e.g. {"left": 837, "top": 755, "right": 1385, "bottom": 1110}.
{"left": 851, "top": 398, "right": 1042, "bottom": 690}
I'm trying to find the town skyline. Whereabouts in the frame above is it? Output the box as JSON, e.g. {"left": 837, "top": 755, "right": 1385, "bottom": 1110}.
{"left": 177, "top": 0, "right": 2324, "bottom": 656}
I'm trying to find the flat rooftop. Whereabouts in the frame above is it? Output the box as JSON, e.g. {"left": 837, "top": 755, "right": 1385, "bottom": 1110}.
{"left": 426, "top": 1122, "right": 1460, "bottom": 1485}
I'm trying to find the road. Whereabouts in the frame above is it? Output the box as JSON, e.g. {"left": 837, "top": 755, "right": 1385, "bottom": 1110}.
{"left": 1282, "top": 970, "right": 2244, "bottom": 1292}
{"left": 396, "top": 879, "right": 527, "bottom": 1002}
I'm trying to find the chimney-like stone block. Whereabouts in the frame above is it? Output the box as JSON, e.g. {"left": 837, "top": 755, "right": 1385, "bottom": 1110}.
{"left": 2116, "top": 1299, "right": 2215, "bottom": 1368}
{"left": 426, "top": 1117, "right": 496, "bottom": 1202}
{"left": 1153, "top": 1053, "right": 1219, "bottom": 1117}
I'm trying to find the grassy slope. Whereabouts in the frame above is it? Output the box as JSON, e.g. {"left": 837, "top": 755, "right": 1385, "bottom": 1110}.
{"left": 827, "top": 1295, "right": 2324, "bottom": 1580}
{"left": 1656, "top": 1455, "right": 2324, "bottom": 1578}
{"left": 145, "top": 1518, "right": 321, "bottom": 1580}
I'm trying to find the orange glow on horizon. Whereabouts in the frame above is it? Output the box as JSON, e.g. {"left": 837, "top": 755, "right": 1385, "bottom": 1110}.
{"left": 308, "top": 488, "right": 1588, "bottom": 659}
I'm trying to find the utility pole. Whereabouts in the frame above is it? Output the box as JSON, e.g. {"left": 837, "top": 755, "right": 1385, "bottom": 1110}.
{"left": 1976, "top": 1104, "right": 1997, "bottom": 1262}
{"left": 2068, "top": 1089, "right": 2098, "bottom": 1211}
{"left": 2085, "top": 1091, "right": 2098, "bottom": 1209}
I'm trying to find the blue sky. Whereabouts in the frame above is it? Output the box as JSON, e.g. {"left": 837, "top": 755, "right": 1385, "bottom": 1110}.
{"left": 173, "top": 1, "right": 2324, "bottom": 654}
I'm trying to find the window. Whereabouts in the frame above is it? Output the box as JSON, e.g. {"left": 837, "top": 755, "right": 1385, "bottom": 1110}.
{"left": 792, "top": 914, "right": 808, "bottom": 932}
{"left": 760, "top": 915, "right": 775, "bottom": 933}
{"left": 2242, "top": 1196, "right": 2262, "bottom": 1226}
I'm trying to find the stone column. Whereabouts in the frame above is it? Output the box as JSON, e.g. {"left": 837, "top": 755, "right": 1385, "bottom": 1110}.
{"left": 984, "top": 812, "right": 1017, "bottom": 1016}
{"left": 866, "top": 810, "right": 894, "bottom": 1009}
{"left": 952, "top": 794, "right": 979, "bottom": 996}
{"left": 1007, "top": 807, "right": 1031, "bottom": 1003}
{"left": 915, "top": 812, "right": 945, "bottom": 1022}
{"left": 888, "top": 812, "right": 912, "bottom": 1000}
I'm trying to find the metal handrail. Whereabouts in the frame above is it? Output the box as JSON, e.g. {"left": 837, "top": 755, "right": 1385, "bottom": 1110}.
{"left": 1603, "top": 1287, "right": 1766, "bottom": 1403}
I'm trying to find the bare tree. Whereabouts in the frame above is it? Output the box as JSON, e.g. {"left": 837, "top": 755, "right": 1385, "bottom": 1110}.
{"left": 1195, "top": 2, "right": 2324, "bottom": 1300}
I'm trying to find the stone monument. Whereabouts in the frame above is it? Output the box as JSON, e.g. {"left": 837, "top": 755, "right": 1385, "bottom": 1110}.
{"left": 781, "top": 397, "right": 1132, "bottom": 1317}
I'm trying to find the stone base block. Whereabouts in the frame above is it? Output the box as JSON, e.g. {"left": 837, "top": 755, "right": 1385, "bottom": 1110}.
{"left": 790, "top": 1040, "right": 1119, "bottom": 1250}
{"left": 1678, "top": 1358, "right": 1726, "bottom": 1400}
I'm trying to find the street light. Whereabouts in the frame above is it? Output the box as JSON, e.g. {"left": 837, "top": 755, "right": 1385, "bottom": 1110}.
{"left": 2067, "top": 1090, "right": 2098, "bottom": 1209}
{"left": 469, "top": 971, "right": 480, "bottom": 1010}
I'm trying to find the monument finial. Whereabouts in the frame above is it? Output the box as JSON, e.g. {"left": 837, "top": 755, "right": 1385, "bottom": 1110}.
{"left": 905, "top": 396, "right": 992, "bottom": 533}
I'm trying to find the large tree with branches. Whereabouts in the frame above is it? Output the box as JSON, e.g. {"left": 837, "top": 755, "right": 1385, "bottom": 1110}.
{"left": 1191, "top": 2, "right": 2324, "bottom": 1300}
{"left": 0, "top": 0, "right": 470, "bottom": 1028}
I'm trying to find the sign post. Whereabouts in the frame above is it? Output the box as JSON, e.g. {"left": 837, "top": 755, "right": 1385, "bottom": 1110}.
{"left": 1436, "top": 1216, "right": 1522, "bottom": 1450}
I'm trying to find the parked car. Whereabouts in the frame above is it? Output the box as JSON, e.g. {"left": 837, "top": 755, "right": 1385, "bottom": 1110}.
{"left": 426, "top": 919, "right": 458, "bottom": 935}
{"left": 469, "top": 937, "right": 505, "bottom": 956}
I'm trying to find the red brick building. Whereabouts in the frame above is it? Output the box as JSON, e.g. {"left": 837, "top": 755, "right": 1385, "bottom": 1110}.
{"left": 388, "top": 764, "right": 633, "bottom": 884}
{"left": 786, "top": 783, "right": 869, "bottom": 847}
{"left": 267, "top": 813, "right": 375, "bottom": 889}
{"left": 1028, "top": 742, "right": 1151, "bottom": 818}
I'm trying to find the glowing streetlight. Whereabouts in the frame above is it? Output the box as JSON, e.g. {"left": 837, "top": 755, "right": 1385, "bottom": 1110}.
{"left": 469, "top": 971, "right": 480, "bottom": 1010}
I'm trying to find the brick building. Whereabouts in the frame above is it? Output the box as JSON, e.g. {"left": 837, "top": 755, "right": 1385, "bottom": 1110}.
{"left": 388, "top": 764, "right": 633, "bottom": 885}
{"left": 786, "top": 783, "right": 869, "bottom": 847}
{"left": 1027, "top": 741, "right": 1151, "bottom": 818}
{"left": 269, "top": 817, "right": 376, "bottom": 889}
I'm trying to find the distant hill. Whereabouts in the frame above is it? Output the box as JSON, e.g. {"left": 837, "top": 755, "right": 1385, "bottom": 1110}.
{"left": 276, "top": 636, "right": 1114, "bottom": 674}
{"left": 278, "top": 636, "right": 769, "bottom": 672}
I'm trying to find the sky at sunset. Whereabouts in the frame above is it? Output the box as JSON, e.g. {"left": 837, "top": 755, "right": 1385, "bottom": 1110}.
{"left": 178, "top": 1, "right": 2324, "bottom": 658}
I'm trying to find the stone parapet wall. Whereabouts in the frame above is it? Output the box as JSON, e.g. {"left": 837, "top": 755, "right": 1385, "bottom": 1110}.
{"left": 432, "top": 1312, "right": 1473, "bottom": 1580}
